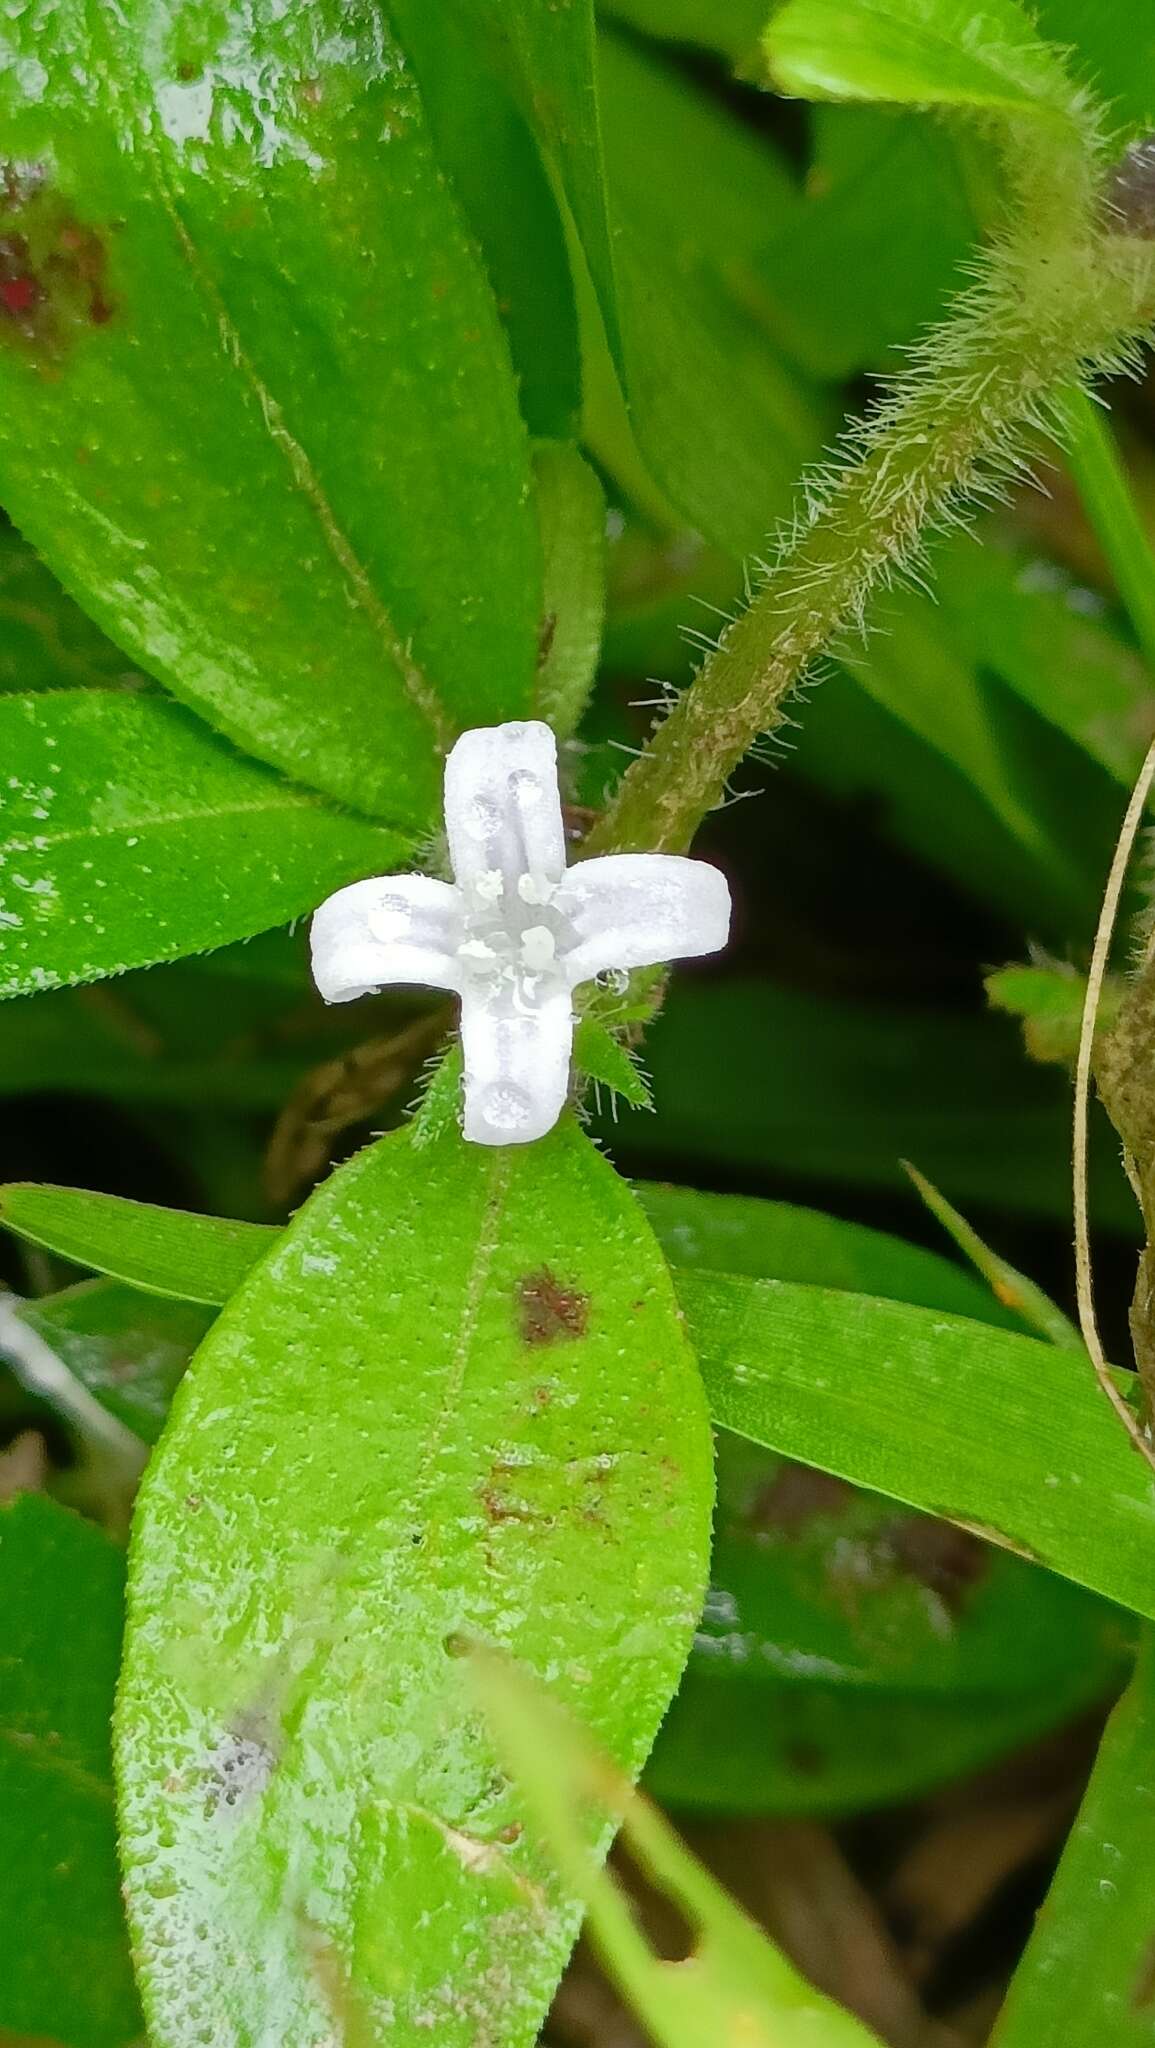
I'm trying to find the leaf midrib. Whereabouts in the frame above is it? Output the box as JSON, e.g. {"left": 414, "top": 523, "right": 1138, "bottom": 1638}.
{"left": 82, "top": 0, "right": 453, "bottom": 754}
{"left": 8, "top": 783, "right": 385, "bottom": 854}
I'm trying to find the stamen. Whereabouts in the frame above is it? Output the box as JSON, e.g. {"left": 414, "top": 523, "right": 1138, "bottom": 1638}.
{"left": 517, "top": 872, "right": 556, "bottom": 907}
{"left": 520, "top": 926, "right": 556, "bottom": 971}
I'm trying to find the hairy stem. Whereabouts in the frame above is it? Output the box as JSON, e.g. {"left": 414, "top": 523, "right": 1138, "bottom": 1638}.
{"left": 585, "top": 130, "right": 1155, "bottom": 858}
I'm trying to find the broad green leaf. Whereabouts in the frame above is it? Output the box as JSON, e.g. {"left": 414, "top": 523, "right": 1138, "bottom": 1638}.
{"left": 992, "top": 1627, "right": 1155, "bottom": 2048}
{"left": 390, "top": 0, "right": 582, "bottom": 438}
{"left": 0, "top": 693, "right": 409, "bottom": 997}
{"left": 0, "top": 1183, "right": 271, "bottom": 1303}
{"left": 763, "top": 0, "right": 1077, "bottom": 125}
{"left": 0, "top": 1494, "right": 139, "bottom": 2048}
{"left": 612, "top": 981, "right": 1135, "bottom": 1229}
{"left": 639, "top": 1181, "right": 1020, "bottom": 1325}
{"left": 0, "top": 0, "right": 540, "bottom": 824}
{"left": 686, "top": 1272, "right": 1155, "bottom": 1619}
{"left": 17, "top": 1279, "right": 214, "bottom": 1443}
{"left": 478, "top": 1654, "right": 885, "bottom": 2048}
{"left": 0, "top": 523, "right": 148, "bottom": 694}
{"left": 117, "top": 1118, "right": 713, "bottom": 2047}
{"left": 533, "top": 440, "right": 606, "bottom": 737}
{"left": 904, "top": 1162, "right": 1084, "bottom": 1345}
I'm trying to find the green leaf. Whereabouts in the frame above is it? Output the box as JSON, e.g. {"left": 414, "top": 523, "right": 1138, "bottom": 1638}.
{"left": 0, "top": 693, "right": 409, "bottom": 997}
{"left": 753, "top": 108, "right": 980, "bottom": 380}
{"left": 993, "top": 1626, "right": 1155, "bottom": 2048}
{"left": 680, "top": 1438, "right": 1128, "bottom": 1698}
{"left": 651, "top": 1662, "right": 1123, "bottom": 1818}
{"left": 903, "top": 1162, "right": 1084, "bottom": 1345}
{"left": 0, "top": 0, "right": 540, "bottom": 824}
{"left": 1035, "top": 0, "right": 1155, "bottom": 133}
{"left": 463, "top": 5, "right": 824, "bottom": 558}
{"left": 477, "top": 1653, "right": 885, "bottom": 2048}
{"left": 390, "top": 0, "right": 582, "bottom": 439}
{"left": 0, "top": 1493, "right": 139, "bottom": 2048}
{"left": 686, "top": 1271, "right": 1155, "bottom": 1619}
{"left": 613, "top": 980, "right": 1135, "bottom": 1229}
{"left": 533, "top": 440, "right": 606, "bottom": 737}
{"left": 650, "top": 1439, "right": 1130, "bottom": 1816}
{"left": 763, "top": 0, "right": 1078, "bottom": 125}
{"left": 591, "top": 26, "right": 825, "bottom": 558}
{"left": 936, "top": 535, "right": 1155, "bottom": 787}
{"left": 836, "top": 573, "right": 1118, "bottom": 925}
{"left": 986, "top": 959, "right": 1115, "bottom": 1064}
{"left": 116, "top": 1118, "right": 713, "bottom": 2047}
{"left": 0, "top": 522, "right": 148, "bottom": 694}
{"left": 0, "top": 1183, "right": 272, "bottom": 1303}
{"left": 17, "top": 1279, "right": 215, "bottom": 1443}
{"left": 639, "top": 1180, "right": 1021, "bottom": 1324}
{"left": 574, "top": 1016, "right": 652, "bottom": 1112}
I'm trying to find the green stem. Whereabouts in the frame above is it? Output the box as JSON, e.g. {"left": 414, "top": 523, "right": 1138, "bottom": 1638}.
{"left": 1058, "top": 383, "right": 1155, "bottom": 674}
{"left": 585, "top": 142, "right": 1155, "bottom": 859}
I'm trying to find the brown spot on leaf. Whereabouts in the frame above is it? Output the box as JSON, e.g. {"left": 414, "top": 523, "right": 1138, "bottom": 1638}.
{"left": 516, "top": 1266, "right": 589, "bottom": 1346}
{"left": 0, "top": 162, "right": 116, "bottom": 359}
{"left": 883, "top": 1514, "right": 989, "bottom": 1616}
{"left": 748, "top": 1462, "right": 855, "bottom": 1536}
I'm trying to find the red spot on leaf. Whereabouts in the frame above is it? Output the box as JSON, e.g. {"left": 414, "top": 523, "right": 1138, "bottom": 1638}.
{"left": 0, "top": 161, "right": 118, "bottom": 358}
{"left": 515, "top": 1267, "right": 589, "bottom": 1346}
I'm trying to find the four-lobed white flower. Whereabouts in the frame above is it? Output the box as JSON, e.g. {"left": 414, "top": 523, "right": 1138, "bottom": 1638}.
{"left": 310, "top": 720, "right": 731, "bottom": 1145}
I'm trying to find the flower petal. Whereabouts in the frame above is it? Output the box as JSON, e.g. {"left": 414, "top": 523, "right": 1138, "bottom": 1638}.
{"left": 310, "top": 875, "right": 463, "bottom": 1004}
{"left": 556, "top": 854, "right": 731, "bottom": 983}
{"left": 444, "top": 720, "right": 567, "bottom": 894}
{"left": 460, "top": 986, "right": 574, "bottom": 1145}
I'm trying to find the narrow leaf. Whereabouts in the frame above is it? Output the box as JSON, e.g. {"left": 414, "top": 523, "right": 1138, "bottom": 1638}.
{"left": 993, "top": 1627, "right": 1155, "bottom": 2048}
{"left": 117, "top": 1118, "right": 713, "bottom": 2047}
{"left": 477, "top": 1654, "right": 885, "bottom": 2047}
{"left": 0, "top": 0, "right": 540, "bottom": 822}
{"left": 639, "top": 1180, "right": 1022, "bottom": 1324}
{"left": 687, "top": 1271, "right": 1155, "bottom": 1620}
{"left": 0, "top": 693, "right": 410, "bottom": 997}
{"left": 903, "top": 1161, "right": 1084, "bottom": 1345}
{"left": 533, "top": 441, "right": 606, "bottom": 737}
{"left": 0, "top": 1184, "right": 272, "bottom": 1303}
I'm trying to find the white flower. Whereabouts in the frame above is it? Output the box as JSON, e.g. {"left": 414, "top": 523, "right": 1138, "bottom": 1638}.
{"left": 310, "top": 721, "right": 730, "bottom": 1146}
